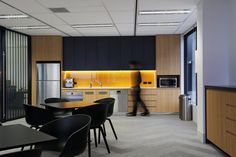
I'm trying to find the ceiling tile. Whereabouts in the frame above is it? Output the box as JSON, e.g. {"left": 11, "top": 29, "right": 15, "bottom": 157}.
{"left": 75, "top": 27, "right": 119, "bottom": 36}
{"left": 30, "top": 13, "right": 66, "bottom": 26}
{"left": 116, "top": 24, "right": 134, "bottom": 31}
{"left": 176, "top": 11, "right": 197, "bottom": 34}
{"left": 56, "top": 12, "right": 112, "bottom": 25}
{"left": 102, "top": 0, "right": 135, "bottom": 11}
{"left": 2, "top": 0, "right": 51, "bottom": 13}
{"left": 0, "top": 2, "right": 21, "bottom": 14}
{"left": 53, "top": 25, "right": 82, "bottom": 36}
{"left": 137, "top": 25, "right": 178, "bottom": 35}
{"left": 138, "top": 0, "right": 200, "bottom": 10}
{"left": 37, "top": 0, "right": 103, "bottom": 8}
{"left": 0, "top": 18, "right": 43, "bottom": 27}
{"left": 138, "top": 14, "right": 188, "bottom": 23}
{"left": 110, "top": 12, "right": 134, "bottom": 24}
{"left": 18, "top": 28, "right": 65, "bottom": 35}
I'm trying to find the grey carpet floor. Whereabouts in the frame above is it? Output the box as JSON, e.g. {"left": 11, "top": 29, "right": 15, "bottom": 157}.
{"left": 2, "top": 114, "right": 226, "bottom": 157}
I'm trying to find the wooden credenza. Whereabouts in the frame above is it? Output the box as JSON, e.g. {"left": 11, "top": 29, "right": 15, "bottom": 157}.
{"left": 206, "top": 86, "right": 236, "bottom": 157}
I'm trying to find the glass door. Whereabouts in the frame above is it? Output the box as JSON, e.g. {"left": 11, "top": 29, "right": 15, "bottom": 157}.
{"left": 184, "top": 28, "right": 197, "bottom": 105}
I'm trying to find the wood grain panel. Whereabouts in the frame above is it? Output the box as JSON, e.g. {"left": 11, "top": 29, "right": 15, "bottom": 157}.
{"left": 95, "top": 90, "right": 110, "bottom": 100}
{"left": 83, "top": 90, "right": 96, "bottom": 103}
{"left": 156, "top": 88, "right": 180, "bottom": 112}
{"left": 31, "top": 36, "right": 63, "bottom": 105}
{"left": 128, "top": 89, "right": 158, "bottom": 112}
{"left": 226, "top": 132, "right": 236, "bottom": 157}
{"left": 206, "top": 89, "right": 229, "bottom": 151}
{"left": 156, "top": 35, "right": 181, "bottom": 75}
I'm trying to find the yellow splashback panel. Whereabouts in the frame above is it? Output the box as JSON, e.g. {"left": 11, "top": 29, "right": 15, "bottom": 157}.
{"left": 63, "top": 70, "right": 156, "bottom": 88}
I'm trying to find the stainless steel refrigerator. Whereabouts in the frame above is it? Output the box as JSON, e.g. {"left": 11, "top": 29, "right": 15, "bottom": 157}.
{"left": 36, "top": 62, "right": 61, "bottom": 105}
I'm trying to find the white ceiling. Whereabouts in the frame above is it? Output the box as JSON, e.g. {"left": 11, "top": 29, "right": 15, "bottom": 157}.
{"left": 0, "top": 0, "right": 200, "bottom": 36}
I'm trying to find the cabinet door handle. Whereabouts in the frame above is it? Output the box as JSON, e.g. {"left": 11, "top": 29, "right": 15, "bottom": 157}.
{"left": 99, "top": 92, "right": 108, "bottom": 95}
{"left": 226, "top": 104, "right": 236, "bottom": 108}
{"left": 85, "top": 92, "right": 94, "bottom": 95}
{"left": 226, "top": 130, "right": 236, "bottom": 137}
{"left": 226, "top": 117, "right": 236, "bottom": 122}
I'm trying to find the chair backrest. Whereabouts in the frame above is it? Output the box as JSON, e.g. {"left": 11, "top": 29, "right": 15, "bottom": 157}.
{"left": 23, "top": 104, "right": 55, "bottom": 126}
{"left": 95, "top": 97, "right": 115, "bottom": 117}
{"left": 72, "top": 103, "right": 108, "bottom": 128}
{"left": 0, "top": 149, "right": 41, "bottom": 157}
{"left": 44, "top": 98, "right": 69, "bottom": 103}
{"left": 60, "top": 118, "right": 91, "bottom": 157}
{"left": 39, "top": 114, "right": 91, "bottom": 156}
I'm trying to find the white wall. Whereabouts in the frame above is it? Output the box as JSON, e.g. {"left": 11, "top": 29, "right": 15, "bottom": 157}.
{"left": 229, "top": 0, "right": 236, "bottom": 85}
{"left": 196, "top": 0, "right": 230, "bottom": 142}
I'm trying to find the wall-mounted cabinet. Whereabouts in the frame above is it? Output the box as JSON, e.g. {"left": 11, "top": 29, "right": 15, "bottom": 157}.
{"left": 63, "top": 36, "right": 155, "bottom": 70}
{"left": 156, "top": 35, "right": 180, "bottom": 75}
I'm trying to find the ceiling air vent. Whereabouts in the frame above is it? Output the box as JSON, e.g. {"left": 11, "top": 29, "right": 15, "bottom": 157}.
{"left": 49, "top": 8, "right": 69, "bottom": 13}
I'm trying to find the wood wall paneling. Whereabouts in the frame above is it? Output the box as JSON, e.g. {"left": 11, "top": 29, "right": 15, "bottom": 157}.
{"left": 156, "top": 35, "right": 181, "bottom": 75}
{"left": 156, "top": 88, "right": 180, "bottom": 112}
{"left": 31, "top": 36, "right": 63, "bottom": 105}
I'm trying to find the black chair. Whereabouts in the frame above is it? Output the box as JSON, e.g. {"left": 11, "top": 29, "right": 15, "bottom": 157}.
{"left": 44, "top": 98, "right": 70, "bottom": 117}
{"left": 23, "top": 104, "right": 55, "bottom": 130}
{"left": 95, "top": 98, "right": 118, "bottom": 142}
{"left": 72, "top": 103, "right": 110, "bottom": 156}
{"left": 37, "top": 114, "right": 91, "bottom": 157}
{"left": 0, "top": 149, "right": 42, "bottom": 157}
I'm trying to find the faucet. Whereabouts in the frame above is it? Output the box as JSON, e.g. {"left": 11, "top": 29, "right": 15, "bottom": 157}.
{"left": 98, "top": 81, "right": 102, "bottom": 87}
{"left": 89, "top": 81, "right": 93, "bottom": 88}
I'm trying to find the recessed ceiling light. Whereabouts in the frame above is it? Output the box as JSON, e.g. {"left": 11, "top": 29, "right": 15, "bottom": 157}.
{"left": 138, "top": 22, "right": 181, "bottom": 26}
{"left": 139, "top": 9, "right": 191, "bottom": 15}
{"left": 72, "top": 24, "right": 113, "bottom": 28}
{"left": 0, "top": 14, "right": 29, "bottom": 19}
{"left": 10, "top": 26, "right": 50, "bottom": 30}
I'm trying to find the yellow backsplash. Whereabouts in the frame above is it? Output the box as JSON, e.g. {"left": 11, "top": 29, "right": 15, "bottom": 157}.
{"left": 63, "top": 71, "right": 156, "bottom": 88}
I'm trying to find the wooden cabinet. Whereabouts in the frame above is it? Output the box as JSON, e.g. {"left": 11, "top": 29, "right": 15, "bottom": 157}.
{"left": 63, "top": 36, "right": 155, "bottom": 70}
{"left": 128, "top": 89, "right": 158, "bottom": 112}
{"left": 156, "top": 35, "right": 180, "bottom": 75}
{"left": 156, "top": 88, "right": 180, "bottom": 112}
{"left": 96, "top": 90, "right": 110, "bottom": 100}
{"left": 206, "top": 87, "right": 236, "bottom": 156}
{"left": 206, "top": 89, "right": 228, "bottom": 151}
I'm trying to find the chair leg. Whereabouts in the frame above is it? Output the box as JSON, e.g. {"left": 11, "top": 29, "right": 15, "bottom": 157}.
{"left": 88, "top": 130, "right": 91, "bottom": 157}
{"left": 93, "top": 128, "right": 97, "bottom": 147}
{"left": 98, "top": 128, "right": 101, "bottom": 144}
{"left": 99, "top": 126, "right": 110, "bottom": 153}
{"left": 102, "top": 123, "right": 106, "bottom": 136}
{"left": 108, "top": 118, "right": 118, "bottom": 140}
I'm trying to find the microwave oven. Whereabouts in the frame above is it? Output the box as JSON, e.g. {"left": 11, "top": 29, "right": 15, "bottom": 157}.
{"left": 158, "top": 76, "right": 178, "bottom": 88}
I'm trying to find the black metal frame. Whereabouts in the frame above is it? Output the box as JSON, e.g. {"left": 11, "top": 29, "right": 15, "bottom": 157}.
{"left": 184, "top": 27, "right": 197, "bottom": 94}
{"left": 0, "top": 26, "right": 31, "bottom": 122}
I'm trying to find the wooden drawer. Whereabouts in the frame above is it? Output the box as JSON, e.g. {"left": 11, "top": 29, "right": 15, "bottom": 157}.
{"left": 128, "top": 100, "right": 157, "bottom": 112}
{"left": 128, "top": 95, "right": 157, "bottom": 101}
{"left": 96, "top": 90, "right": 110, "bottom": 100}
{"left": 225, "top": 118, "right": 236, "bottom": 135}
{"left": 128, "top": 89, "right": 157, "bottom": 95}
{"left": 83, "top": 90, "right": 96, "bottom": 103}
{"left": 225, "top": 103, "right": 236, "bottom": 120}
{"left": 226, "top": 131, "right": 236, "bottom": 157}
